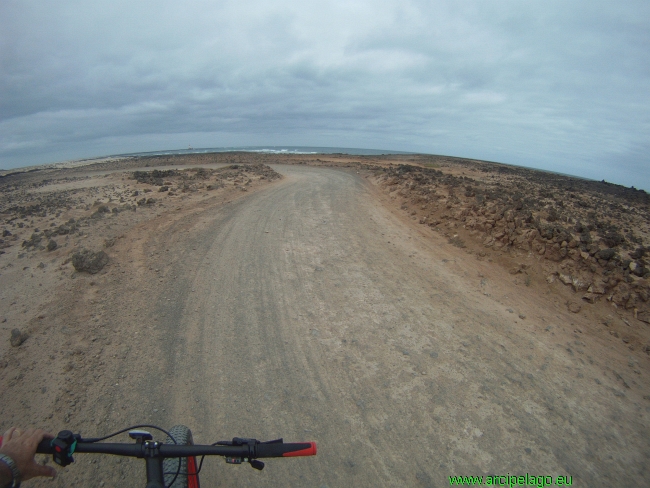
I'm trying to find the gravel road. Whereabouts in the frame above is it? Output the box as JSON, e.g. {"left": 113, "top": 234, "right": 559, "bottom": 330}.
{"left": 28, "top": 164, "right": 647, "bottom": 487}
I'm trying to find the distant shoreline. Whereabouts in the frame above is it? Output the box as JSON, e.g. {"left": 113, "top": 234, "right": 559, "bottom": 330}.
{"left": 0, "top": 146, "right": 644, "bottom": 192}
{"left": 0, "top": 146, "right": 414, "bottom": 177}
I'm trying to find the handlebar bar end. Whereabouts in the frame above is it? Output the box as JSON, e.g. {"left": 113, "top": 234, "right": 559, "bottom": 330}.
{"left": 282, "top": 441, "right": 317, "bottom": 457}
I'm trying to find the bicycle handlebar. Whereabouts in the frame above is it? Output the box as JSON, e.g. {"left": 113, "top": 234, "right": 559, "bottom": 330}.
{"left": 31, "top": 428, "right": 316, "bottom": 486}
{"left": 36, "top": 436, "right": 317, "bottom": 459}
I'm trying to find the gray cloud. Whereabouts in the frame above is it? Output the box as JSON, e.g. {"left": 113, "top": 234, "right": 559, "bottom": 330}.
{"left": 1, "top": 0, "right": 648, "bottom": 188}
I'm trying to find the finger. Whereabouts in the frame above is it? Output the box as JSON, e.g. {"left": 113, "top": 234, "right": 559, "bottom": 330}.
{"left": 25, "top": 462, "right": 57, "bottom": 481}
{"left": 3, "top": 427, "right": 16, "bottom": 441}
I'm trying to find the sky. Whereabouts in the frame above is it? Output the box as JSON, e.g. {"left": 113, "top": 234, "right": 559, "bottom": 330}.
{"left": 1, "top": 1, "right": 649, "bottom": 189}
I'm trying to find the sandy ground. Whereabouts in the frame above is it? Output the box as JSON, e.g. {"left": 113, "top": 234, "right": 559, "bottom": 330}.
{"left": 0, "top": 157, "right": 649, "bottom": 487}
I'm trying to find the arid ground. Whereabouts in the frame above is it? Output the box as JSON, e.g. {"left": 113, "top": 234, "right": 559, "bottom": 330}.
{"left": 1, "top": 153, "right": 649, "bottom": 487}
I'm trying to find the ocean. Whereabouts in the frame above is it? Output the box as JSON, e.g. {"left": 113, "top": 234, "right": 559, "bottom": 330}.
{"left": 110, "top": 146, "right": 416, "bottom": 158}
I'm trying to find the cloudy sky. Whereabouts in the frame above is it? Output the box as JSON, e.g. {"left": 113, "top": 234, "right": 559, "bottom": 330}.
{"left": 1, "top": 1, "right": 649, "bottom": 188}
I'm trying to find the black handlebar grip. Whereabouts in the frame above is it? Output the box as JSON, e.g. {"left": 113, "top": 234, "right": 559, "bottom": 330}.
{"left": 256, "top": 442, "right": 317, "bottom": 458}
{"left": 36, "top": 439, "right": 54, "bottom": 454}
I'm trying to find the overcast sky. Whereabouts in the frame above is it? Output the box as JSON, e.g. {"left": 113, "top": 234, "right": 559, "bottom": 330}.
{"left": 1, "top": 1, "right": 648, "bottom": 189}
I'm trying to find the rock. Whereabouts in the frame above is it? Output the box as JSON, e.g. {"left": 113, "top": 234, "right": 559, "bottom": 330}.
{"left": 2, "top": 230, "right": 11, "bottom": 237}
{"left": 571, "top": 277, "right": 589, "bottom": 292}
{"left": 146, "top": 198, "right": 156, "bottom": 204}
{"left": 638, "top": 312, "right": 650, "bottom": 324}
{"left": 46, "top": 239, "right": 57, "bottom": 251}
{"left": 582, "top": 293, "right": 598, "bottom": 304}
{"left": 22, "top": 233, "right": 43, "bottom": 249}
{"left": 568, "top": 302, "right": 582, "bottom": 313}
{"left": 10, "top": 328, "right": 28, "bottom": 347}
{"left": 71, "top": 249, "right": 109, "bottom": 274}
{"left": 158, "top": 186, "right": 169, "bottom": 192}
{"left": 631, "top": 263, "right": 645, "bottom": 277}
{"left": 595, "top": 248, "right": 616, "bottom": 260}
{"left": 519, "top": 314, "right": 526, "bottom": 319}
{"left": 559, "top": 274, "right": 572, "bottom": 285}
{"left": 546, "top": 274, "right": 557, "bottom": 284}
{"left": 588, "top": 283, "right": 606, "bottom": 294}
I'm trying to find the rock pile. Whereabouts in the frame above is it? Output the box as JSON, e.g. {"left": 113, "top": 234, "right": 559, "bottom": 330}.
{"left": 375, "top": 162, "right": 650, "bottom": 321}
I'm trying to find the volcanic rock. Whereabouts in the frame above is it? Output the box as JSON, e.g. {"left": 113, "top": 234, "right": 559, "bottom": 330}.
{"left": 71, "top": 249, "right": 109, "bottom": 274}
{"left": 10, "top": 329, "right": 28, "bottom": 347}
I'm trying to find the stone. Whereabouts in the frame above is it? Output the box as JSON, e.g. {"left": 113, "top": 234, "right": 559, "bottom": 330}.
{"left": 10, "top": 328, "right": 28, "bottom": 347}
{"left": 595, "top": 248, "right": 616, "bottom": 260}
{"left": 559, "top": 274, "right": 572, "bottom": 285}
{"left": 582, "top": 293, "right": 598, "bottom": 304}
{"left": 46, "top": 239, "right": 57, "bottom": 251}
{"left": 588, "top": 283, "right": 606, "bottom": 294}
{"left": 71, "top": 249, "right": 109, "bottom": 274}
{"left": 638, "top": 312, "right": 650, "bottom": 324}
{"left": 571, "top": 277, "right": 589, "bottom": 292}
{"left": 568, "top": 302, "right": 582, "bottom": 313}
{"left": 632, "top": 264, "right": 645, "bottom": 277}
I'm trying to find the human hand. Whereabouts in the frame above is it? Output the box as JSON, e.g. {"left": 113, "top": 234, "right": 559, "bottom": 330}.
{"left": 0, "top": 427, "right": 56, "bottom": 482}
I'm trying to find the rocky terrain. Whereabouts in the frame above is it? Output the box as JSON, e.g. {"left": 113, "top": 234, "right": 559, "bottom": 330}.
{"left": 0, "top": 159, "right": 280, "bottom": 262}
{"left": 0, "top": 158, "right": 281, "bottom": 388}
{"left": 370, "top": 158, "right": 650, "bottom": 326}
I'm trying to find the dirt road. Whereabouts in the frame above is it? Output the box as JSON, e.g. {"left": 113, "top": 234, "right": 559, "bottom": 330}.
{"left": 20, "top": 164, "right": 650, "bottom": 486}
